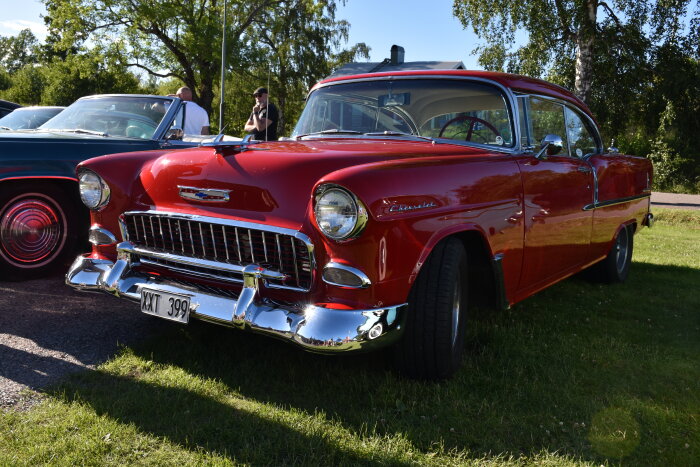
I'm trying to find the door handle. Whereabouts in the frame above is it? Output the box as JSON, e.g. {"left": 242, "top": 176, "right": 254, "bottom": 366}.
{"left": 577, "top": 166, "right": 592, "bottom": 173}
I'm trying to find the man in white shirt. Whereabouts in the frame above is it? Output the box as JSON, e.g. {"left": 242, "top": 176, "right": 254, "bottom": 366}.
{"left": 174, "top": 87, "right": 210, "bottom": 135}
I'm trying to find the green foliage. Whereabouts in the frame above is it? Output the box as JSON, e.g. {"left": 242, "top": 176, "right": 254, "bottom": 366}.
{"left": 0, "top": 29, "right": 40, "bottom": 73}
{"left": 232, "top": 0, "right": 370, "bottom": 135}
{"left": 0, "top": 68, "right": 11, "bottom": 91}
{"left": 1, "top": 65, "right": 45, "bottom": 105}
{"left": 0, "top": 50, "right": 147, "bottom": 106}
{"left": 41, "top": 0, "right": 366, "bottom": 135}
{"left": 453, "top": 0, "right": 700, "bottom": 192}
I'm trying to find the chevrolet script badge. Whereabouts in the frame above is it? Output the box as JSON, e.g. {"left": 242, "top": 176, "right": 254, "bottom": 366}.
{"left": 178, "top": 186, "right": 231, "bottom": 203}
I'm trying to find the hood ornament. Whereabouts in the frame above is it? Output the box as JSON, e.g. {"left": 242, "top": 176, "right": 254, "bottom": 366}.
{"left": 178, "top": 186, "right": 231, "bottom": 203}
{"left": 200, "top": 133, "right": 270, "bottom": 155}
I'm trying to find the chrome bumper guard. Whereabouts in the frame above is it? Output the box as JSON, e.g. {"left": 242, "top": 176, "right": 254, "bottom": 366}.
{"left": 66, "top": 244, "right": 406, "bottom": 353}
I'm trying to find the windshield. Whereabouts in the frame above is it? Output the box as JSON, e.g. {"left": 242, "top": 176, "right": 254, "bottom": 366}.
{"left": 292, "top": 79, "right": 513, "bottom": 147}
{"left": 39, "top": 96, "right": 173, "bottom": 139}
{"left": 0, "top": 107, "right": 64, "bottom": 130}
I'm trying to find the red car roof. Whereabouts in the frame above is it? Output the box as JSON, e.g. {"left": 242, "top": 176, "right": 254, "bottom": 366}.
{"left": 316, "top": 69, "right": 593, "bottom": 119}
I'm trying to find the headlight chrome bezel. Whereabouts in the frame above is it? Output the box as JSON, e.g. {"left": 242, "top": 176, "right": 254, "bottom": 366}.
{"left": 78, "top": 169, "right": 111, "bottom": 210}
{"left": 313, "top": 184, "right": 368, "bottom": 241}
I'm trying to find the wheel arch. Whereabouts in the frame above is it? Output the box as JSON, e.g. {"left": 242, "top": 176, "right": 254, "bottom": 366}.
{"left": 415, "top": 226, "right": 504, "bottom": 312}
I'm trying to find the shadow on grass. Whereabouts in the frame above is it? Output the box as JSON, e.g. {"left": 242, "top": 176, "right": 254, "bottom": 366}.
{"left": 50, "top": 261, "right": 700, "bottom": 464}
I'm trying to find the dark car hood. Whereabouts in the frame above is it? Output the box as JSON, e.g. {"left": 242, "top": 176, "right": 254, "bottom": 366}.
{"left": 0, "top": 129, "right": 164, "bottom": 180}
{"left": 137, "top": 138, "right": 491, "bottom": 229}
{"left": 0, "top": 129, "right": 130, "bottom": 141}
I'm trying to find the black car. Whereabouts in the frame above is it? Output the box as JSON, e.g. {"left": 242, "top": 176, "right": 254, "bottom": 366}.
{"left": 0, "top": 106, "right": 65, "bottom": 130}
{"left": 0, "top": 99, "right": 21, "bottom": 118}
{"left": 0, "top": 93, "right": 216, "bottom": 280}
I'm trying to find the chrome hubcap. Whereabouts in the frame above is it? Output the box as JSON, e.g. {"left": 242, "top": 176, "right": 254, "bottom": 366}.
{"left": 0, "top": 197, "right": 65, "bottom": 266}
{"left": 451, "top": 278, "right": 462, "bottom": 348}
{"left": 615, "top": 228, "right": 629, "bottom": 273}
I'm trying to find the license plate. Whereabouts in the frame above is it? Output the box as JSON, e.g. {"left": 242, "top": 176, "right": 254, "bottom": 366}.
{"left": 140, "top": 288, "right": 191, "bottom": 323}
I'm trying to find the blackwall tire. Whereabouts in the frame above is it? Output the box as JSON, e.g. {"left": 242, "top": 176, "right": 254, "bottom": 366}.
{"left": 597, "top": 225, "right": 633, "bottom": 284}
{"left": 0, "top": 185, "right": 79, "bottom": 281}
{"left": 392, "top": 237, "right": 468, "bottom": 380}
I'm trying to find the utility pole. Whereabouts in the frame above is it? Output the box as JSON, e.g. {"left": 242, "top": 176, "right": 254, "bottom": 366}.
{"left": 219, "top": 0, "right": 228, "bottom": 132}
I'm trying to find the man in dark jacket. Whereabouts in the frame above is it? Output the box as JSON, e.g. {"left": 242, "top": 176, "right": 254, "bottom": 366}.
{"left": 244, "top": 87, "right": 278, "bottom": 141}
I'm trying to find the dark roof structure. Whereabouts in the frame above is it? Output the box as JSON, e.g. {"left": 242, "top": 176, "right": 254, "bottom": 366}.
{"left": 329, "top": 45, "right": 465, "bottom": 78}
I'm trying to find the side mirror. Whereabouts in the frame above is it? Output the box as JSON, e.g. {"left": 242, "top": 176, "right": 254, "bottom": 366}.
{"left": 607, "top": 138, "right": 619, "bottom": 154}
{"left": 535, "top": 134, "right": 564, "bottom": 159}
{"left": 166, "top": 127, "right": 183, "bottom": 140}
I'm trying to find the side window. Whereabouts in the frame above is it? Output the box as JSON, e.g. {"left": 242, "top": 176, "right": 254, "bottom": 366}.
{"left": 564, "top": 106, "right": 599, "bottom": 158}
{"left": 529, "top": 97, "right": 569, "bottom": 157}
{"left": 169, "top": 105, "right": 185, "bottom": 131}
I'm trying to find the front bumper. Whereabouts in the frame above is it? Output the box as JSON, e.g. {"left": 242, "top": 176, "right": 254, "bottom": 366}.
{"left": 66, "top": 252, "right": 406, "bottom": 353}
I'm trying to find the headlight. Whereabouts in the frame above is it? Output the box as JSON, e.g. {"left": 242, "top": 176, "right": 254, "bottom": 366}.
{"left": 314, "top": 185, "right": 368, "bottom": 240}
{"left": 78, "top": 170, "right": 110, "bottom": 210}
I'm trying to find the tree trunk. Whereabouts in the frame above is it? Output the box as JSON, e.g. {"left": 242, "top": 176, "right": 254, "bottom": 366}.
{"left": 574, "top": 0, "right": 598, "bottom": 104}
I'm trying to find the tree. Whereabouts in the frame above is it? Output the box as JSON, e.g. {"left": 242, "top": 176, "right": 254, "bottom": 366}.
{"left": 452, "top": 0, "right": 695, "bottom": 104}
{"left": 0, "top": 65, "right": 45, "bottom": 104}
{"left": 42, "top": 0, "right": 364, "bottom": 127}
{"left": 244, "top": 0, "right": 369, "bottom": 134}
{"left": 0, "top": 29, "right": 40, "bottom": 73}
{"left": 43, "top": 0, "right": 282, "bottom": 115}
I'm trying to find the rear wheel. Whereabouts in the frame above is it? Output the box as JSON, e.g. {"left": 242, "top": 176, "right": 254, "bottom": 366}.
{"left": 392, "top": 237, "right": 468, "bottom": 380}
{"left": 596, "top": 225, "right": 633, "bottom": 283}
{"left": 0, "top": 185, "right": 79, "bottom": 280}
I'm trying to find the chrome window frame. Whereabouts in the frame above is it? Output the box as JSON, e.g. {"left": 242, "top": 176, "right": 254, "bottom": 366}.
{"left": 301, "top": 75, "right": 521, "bottom": 154}
{"left": 513, "top": 92, "right": 603, "bottom": 159}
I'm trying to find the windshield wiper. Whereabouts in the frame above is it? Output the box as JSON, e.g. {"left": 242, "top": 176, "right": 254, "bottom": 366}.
{"left": 364, "top": 131, "right": 435, "bottom": 142}
{"left": 47, "top": 128, "right": 109, "bottom": 137}
{"left": 0, "top": 126, "right": 12, "bottom": 130}
{"left": 295, "top": 129, "right": 364, "bottom": 139}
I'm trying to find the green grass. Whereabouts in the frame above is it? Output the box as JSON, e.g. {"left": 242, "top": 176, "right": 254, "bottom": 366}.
{"left": 1, "top": 208, "right": 698, "bottom": 466}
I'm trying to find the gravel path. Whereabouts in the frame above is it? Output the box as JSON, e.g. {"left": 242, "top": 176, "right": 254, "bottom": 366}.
{"left": 651, "top": 191, "right": 700, "bottom": 210}
{"left": 0, "top": 273, "right": 165, "bottom": 410}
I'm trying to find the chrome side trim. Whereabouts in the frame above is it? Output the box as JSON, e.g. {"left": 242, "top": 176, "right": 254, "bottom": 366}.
{"left": 583, "top": 193, "right": 651, "bottom": 211}
{"left": 66, "top": 254, "right": 406, "bottom": 353}
{"left": 491, "top": 253, "right": 509, "bottom": 311}
{"left": 322, "top": 262, "right": 372, "bottom": 289}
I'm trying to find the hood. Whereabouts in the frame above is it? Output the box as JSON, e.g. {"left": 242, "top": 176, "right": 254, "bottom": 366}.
{"left": 0, "top": 129, "right": 130, "bottom": 141}
{"left": 137, "top": 138, "right": 491, "bottom": 229}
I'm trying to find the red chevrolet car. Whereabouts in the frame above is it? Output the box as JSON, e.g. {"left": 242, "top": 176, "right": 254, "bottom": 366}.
{"left": 67, "top": 70, "right": 653, "bottom": 379}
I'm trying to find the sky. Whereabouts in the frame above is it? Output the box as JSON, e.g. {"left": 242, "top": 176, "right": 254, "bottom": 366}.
{"left": 0, "top": 0, "right": 485, "bottom": 69}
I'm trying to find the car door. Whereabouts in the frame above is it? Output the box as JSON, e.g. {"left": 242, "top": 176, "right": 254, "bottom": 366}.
{"left": 517, "top": 96, "right": 595, "bottom": 292}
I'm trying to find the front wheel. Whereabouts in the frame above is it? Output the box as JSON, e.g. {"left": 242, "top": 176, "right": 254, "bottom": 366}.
{"left": 392, "top": 237, "right": 468, "bottom": 380}
{"left": 0, "top": 185, "right": 79, "bottom": 281}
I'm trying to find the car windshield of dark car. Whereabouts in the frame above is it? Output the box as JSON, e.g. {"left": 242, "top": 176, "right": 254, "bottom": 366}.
{"left": 39, "top": 96, "right": 172, "bottom": 139}
{"left": 292, "top": 79, "right": 513, "bottom": 148}
{"left": 0, "top": 107, "right": 64, "bottom": 130}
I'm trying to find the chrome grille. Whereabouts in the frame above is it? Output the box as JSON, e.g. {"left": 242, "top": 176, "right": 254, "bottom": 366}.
{"left": 122, "top": 212, "right": 313, "bottom": 291}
